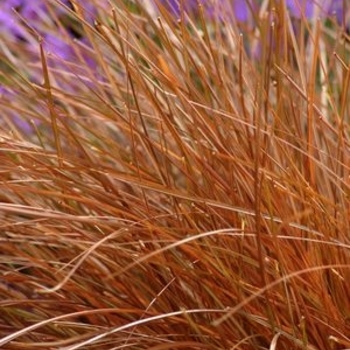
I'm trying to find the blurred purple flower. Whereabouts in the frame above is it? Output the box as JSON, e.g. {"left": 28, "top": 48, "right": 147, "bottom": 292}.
{"left": 0, "top": 0, "right": 107, "bottom": 81}
{"left": 0, "top": 0, "right": 108, "bottom": 133}
{"left": 44, "top": 32, "right": 75, "bottom": 60}
{"left": 285, "top": 0, "right": 345, "bottom": 22}
{"left": 158, "top": 0, "right": 347, "bottom": 26}
{"left": 233, "top": 1, "right": 251, "bottom": 22}
{"left": 0, "top": 85, "right": 39, "bottom": 133}
{"left": 285, "top": 0, "right": 314, "bottom": 18}
{"left": 0, "top": 0, "right": 27, "bottom": 39}
{"left": 158, "top": 0, "right": 255, "bottom": 23}
{"left": 0, "top": 0, "right": 104, "bottom": 57}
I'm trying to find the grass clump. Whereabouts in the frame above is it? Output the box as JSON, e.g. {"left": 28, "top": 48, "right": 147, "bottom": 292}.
{"left": 0, "top": 0, "right": 349, "bottom": 349}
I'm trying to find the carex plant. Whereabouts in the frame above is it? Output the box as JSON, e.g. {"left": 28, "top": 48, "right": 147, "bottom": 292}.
{"left": 0, "top": 0, "right": 349, "bottom": 349}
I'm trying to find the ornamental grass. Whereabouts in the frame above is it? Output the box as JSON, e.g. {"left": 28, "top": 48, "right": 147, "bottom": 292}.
{"left": 0, "top": 0, "right": 349, "bottom": 349}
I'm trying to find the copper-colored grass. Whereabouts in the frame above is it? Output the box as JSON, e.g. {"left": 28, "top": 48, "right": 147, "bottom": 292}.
{"left": 0, "top": 1, "right": 349, "bottom": 349}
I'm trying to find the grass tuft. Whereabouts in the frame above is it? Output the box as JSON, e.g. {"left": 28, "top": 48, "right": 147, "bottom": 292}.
{"left": 1, "top": 1, "right": 349, "bottom": 349}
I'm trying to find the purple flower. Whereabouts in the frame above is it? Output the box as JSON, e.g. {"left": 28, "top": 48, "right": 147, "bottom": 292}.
{"left": 0, "top": 85, "right": 39, "bottom": 133}
{"left": 285, "top": 0, "right": 314, "bottom": 18}
{"left": 158, "top": 0, "right": 255, "bottom": 23}
{"left": 0, "top": 1, "right": 106, "bottom": 76}
{"left": 0, "top": 1, "right": 109, "bottom": 133}
{"left": 0, "top": 0, "right": 27, "bottom": 39}
{"left": 233, "top": 0, "right": 252, "bottom": 22}
{"left": 286, "top": 0, "right": 346, "bottom": 23}
{"left": 206, "top": 0, "right": 256, "bottom": 23}
{"left": 0, "top": 1, "right": 106, "bottom": 54}
{"left": 157, "top": 0, "right": 347, "bottom": 26}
